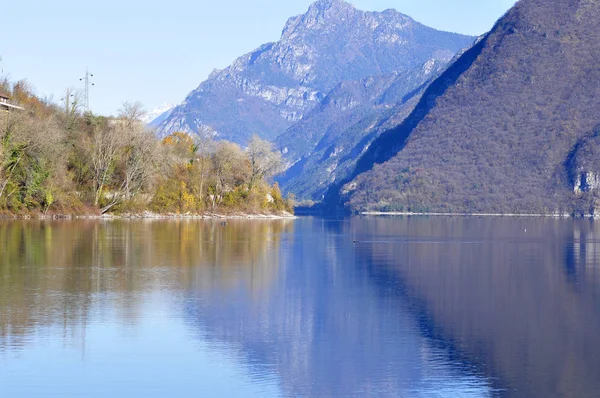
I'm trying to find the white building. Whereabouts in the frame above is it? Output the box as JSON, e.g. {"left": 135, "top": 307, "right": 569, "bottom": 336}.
{"left": 0, "top": 93, "right": 24, "bottom": 111}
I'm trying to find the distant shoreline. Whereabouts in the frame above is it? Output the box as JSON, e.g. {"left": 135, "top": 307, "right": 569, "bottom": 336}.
{"left": 360, "top": 211, "right": 597, "bottom": 219}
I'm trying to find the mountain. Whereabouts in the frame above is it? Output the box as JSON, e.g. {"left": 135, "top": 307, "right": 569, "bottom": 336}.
{"left": 154, "top": 0, "right": 474, "bottom": 144}
{"left": 335, "top": 0, "right": 600, "bottom": 216}
{"left": 277, "top": 58, "right": 451, "bottom": 201}
{"left": 144, "top": 103, "right": 175, "bottom": 126}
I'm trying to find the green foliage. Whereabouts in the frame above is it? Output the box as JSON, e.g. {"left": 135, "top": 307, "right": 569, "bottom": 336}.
{"left": 269, "top": 183, "right": 294, "bottom": 212}
{"left": 0, "top": 79, "right": 293, "bottom": 216}
{"left": 222, "top": 186, "right": 249, "bottom": 208}
{"left": 150, "top": 178, "right": 181, "bottom": 212}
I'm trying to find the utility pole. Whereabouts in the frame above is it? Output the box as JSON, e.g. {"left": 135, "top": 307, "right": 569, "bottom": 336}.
{"left": 80, "top": 68, "right": 95, "bottom": 113}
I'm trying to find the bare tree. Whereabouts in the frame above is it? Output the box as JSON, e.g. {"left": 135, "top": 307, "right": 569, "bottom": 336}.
{"left": 194, "top": 131, "right": 216, "bottom": 204}
{"left": 60, "top": 88, "right": 83, "bottom": 133}
{"left": 211, "top": 141, "right": 248, "bottom": 209}
{"left": 121, "top": 127, "right": 162, "bottom": 200}
{"left": 246, "top": 135, "right": 282, "bottom": 189}
{"left": 118, "top": 101, "right": 146, "bottom": 129}
{"left": 88, "top": 122, "right": 125, "bottom": 208}
{"left": 93, "top": 105, "right": 159, "bottom": 213}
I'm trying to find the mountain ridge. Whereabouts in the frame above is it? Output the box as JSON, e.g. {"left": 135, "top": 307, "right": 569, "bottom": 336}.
{"left": 154, "top": 0, "right": 474, "bottom": 144}
{"left": 337, "top": 0, "right": 600, "bottom": 215}
{"left": 277, "top": 57, "right": 452, "bottom": 201}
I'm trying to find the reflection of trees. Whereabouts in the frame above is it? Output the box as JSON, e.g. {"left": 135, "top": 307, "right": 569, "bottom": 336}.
{"left": 5, "top": 217, "right": 598, "bottom": 397}
{"left": 0, "top": 219, "right": 290, "bottom": 352}
{"left": 184, "top": 219, "right": 493, "bottom": 398}
{"left": 352, "top": 217, "right": 600, "bottom": 398}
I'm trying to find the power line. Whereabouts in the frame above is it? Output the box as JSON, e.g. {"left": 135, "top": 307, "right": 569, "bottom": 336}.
{"left": 79, "top": 69, "right": 95, "bottom": 113}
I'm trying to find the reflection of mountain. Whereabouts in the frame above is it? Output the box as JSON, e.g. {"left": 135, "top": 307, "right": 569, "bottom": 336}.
{"left": 0, "top": 220, "right": 291, "bottom": 352}
{"left": 183, "top": 218, "right": 493, "bottom": 397}
{"left": 3, "top": 218, "right": 600, "bottom": 397}
{"left": 352, "top": 217, "right": 600, "bottom": 397}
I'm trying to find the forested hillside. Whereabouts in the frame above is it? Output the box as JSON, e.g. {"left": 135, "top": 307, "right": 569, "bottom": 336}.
{"left": 338, "top": 0, "right": 600, "bottom": 216}
{"left": 276, "top": 58, "right": 450, "bottom": 201}
{"left": 0, "top": 79, "right": 291, "bottom": 217}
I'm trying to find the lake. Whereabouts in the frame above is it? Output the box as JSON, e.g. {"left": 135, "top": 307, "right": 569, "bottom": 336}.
{"left": 1, "top": 217, "right": 599, "bottom": 397}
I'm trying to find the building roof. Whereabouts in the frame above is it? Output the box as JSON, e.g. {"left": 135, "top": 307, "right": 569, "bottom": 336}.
{"left": 0, "top": 102, "right": 24, "bottom": 111}
{"left": 0, "top": 92, "right": 24, "bottom": 110}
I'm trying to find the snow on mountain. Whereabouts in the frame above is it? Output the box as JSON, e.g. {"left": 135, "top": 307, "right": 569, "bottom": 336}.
{"left": 143, "top": 103, "right": 176, "bottom": 126}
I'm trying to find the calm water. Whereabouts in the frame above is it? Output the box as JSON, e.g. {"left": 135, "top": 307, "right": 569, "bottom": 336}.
{"left": 1, "top": 217, "right": 599, "bottom": 397}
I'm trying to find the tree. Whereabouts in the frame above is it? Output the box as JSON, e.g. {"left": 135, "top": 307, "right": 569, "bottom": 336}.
{"left": 247, "top": 135, "right": 282, "bottom": 189}
{"left": 60, "top": 88, "right": 83, "bottom": 133}
{"left": 95, "top": 103, "right": 163, "bottom": 213}
{"left": 162, "top": 132, "right": 197, "bottom": 161}
{"left": 86, "top": 119, "right": 126, "bottom": 208}
{"left": 211, "top": 141, "right": 249, "bottom": 209}
{"left": 118, "top": 101, "right": 146, "bottom": 128}
{"left": 119, "top": 126, "right": 162, "bottom": 200}
{"left": 0, "top": 77, "right": 295, "bottom": 216}
{"left": 0, "top": 107, "right": 63, "bottom": 210}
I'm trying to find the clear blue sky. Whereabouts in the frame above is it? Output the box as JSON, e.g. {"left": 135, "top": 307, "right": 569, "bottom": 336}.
{"left": 2, "top": 0, "right": 516, "bottom": 116}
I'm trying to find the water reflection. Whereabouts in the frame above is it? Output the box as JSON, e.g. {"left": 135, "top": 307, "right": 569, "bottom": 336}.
{"left": 1, "top": 218, "right": 599, "bottom": 397}
{"left": 567, "top": 221, "right": 600, "bottom": 287}
{"left": 351, "top": 217, "right": 600, "bottom": 397}
{"left": 183, "top": 219, "right": 494, "bottom": 397}
{"left": 0, "top": 220, "right": 291, "bottom": 354}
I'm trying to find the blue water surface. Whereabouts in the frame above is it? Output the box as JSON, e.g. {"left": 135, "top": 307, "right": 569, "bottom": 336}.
{"left": 1, "top": 217, "right": 599, "bottom": 397}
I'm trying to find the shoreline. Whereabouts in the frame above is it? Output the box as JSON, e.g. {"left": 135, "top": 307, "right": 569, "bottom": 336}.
{"left": 360, "top": 211, "right": 598, "bottom": 219}
{"left": 0, "top": 211, "right": 297, "bottom": 221}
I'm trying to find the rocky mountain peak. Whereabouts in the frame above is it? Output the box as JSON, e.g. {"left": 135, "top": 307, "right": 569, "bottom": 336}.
{"left": 154, "top": 1, "right": 474, "bottom": 145}
{"left": 308, "top": 0, "right": 355, "bottom": 14}
{"left": 282, "top": 0, "right": 357, "bottom": 38}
